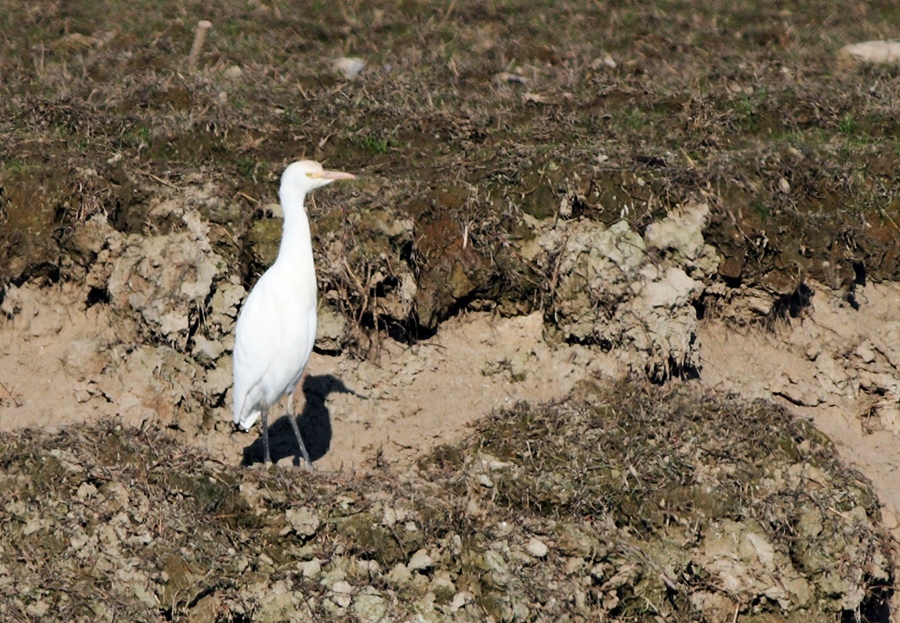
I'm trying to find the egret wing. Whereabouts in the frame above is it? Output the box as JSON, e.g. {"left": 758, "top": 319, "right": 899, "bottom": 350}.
{"left": 232, "top": 268, "right": 317, "bottom": 427}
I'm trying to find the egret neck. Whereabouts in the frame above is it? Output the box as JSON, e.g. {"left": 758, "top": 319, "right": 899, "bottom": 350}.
{"left": 276, "top": 185, "right": 317, "bottom": 298}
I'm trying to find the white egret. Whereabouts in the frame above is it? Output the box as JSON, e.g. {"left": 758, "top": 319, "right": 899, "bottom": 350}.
{"left": 232, "top": 160, "right": 355, "bottom": 466}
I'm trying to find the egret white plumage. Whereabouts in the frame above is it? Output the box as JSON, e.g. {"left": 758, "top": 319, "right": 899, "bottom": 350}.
{"left": 233, "top": 160, "right": 355, "bottom": 466}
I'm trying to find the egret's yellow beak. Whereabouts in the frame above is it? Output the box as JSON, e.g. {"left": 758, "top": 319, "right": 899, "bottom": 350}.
{"left": 313, "top": 170, "right": 356, "bottom": 181}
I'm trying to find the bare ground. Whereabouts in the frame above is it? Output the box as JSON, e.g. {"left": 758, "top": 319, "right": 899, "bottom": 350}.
{"left": 5, "top": 272, "right": 900, "bottom": 529}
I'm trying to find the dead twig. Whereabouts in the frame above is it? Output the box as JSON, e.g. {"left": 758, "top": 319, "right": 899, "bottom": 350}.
{"left": 138, "top": 170, "right": 179, "bottom": 189}
{"left": 0, "top": 380, "right": 20, "bottom": 408}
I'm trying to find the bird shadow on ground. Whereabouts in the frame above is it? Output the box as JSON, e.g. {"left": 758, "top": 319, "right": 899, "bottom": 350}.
{"left": 240, "top": 374, "right": 357, "bottom": 467}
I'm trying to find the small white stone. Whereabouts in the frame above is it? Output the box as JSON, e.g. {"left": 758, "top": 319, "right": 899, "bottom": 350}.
{"left": 23, "top": 518, "right": 41, "bottom": 536}
{"left": 223, "top": 65, "right": 243, "bottom": 80}
{"left": 285, "top": 506, "right": 320, "bottom": 537}
{"left": 257, "top": 552, "right": 274, "bottom": 567}
{"left": 565, "top": 557, "right": 585, "bottom": 575}
{"left": 839, "top": 40, "right": 900, "bottom": 64}
{"left": 335, "top": 57, "right": 366, "bottom": 79}
{"left": 856, "top": 341, "right": 877, "bottom": 364}
{"left": 356, "top": 559, "right": 380, "bottom": 575}
{"left": 352, "top": 589, "right": 387, "bottom": 623}
{"left": 494, "top": 521, "right": 513, "bottom": 537}
{"left": 331, "top": 580, "right": 353, "bottom": 594}
{"left": 525, "top": 537, "right": 549, "bottom": 558}
{"left": 386, "top": 563, "right": 412, "bottom": 585}
{"left": 299, "top": 558, "right": 322, "bottom": 578}
{"left": 407, "top": 548, "right": 434, "bottom": 572}
{"left": 591, "top": 53, "right": 617, "bottom": 69}
{"left": 76, "top": 482, "right": 98, "bottom": 500}
{"left": 489, "top": 459, "right": 513, "bottom": 471}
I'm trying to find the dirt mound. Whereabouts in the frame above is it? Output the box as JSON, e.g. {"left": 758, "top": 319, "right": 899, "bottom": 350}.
{"left": 540, "top": 201, "right": 718, "bottom": 379}
{"left": 0, "top": 381, "right": 890, "bottom": 623}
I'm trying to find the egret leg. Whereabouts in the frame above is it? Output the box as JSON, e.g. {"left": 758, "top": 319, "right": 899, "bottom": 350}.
{"left": 261, "top": 406, "right": 272, "bottom": 465}
{"left": 287, "top": 392, "right": 313, "bottom": 469}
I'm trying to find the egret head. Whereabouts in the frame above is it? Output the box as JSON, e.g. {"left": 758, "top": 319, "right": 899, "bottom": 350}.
{"left": 281, "top": 160, "right": 356, "bottom": 195}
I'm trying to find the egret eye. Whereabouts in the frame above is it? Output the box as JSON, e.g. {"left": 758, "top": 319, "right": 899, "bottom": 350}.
{"left": 305, "top": 172, "right": 314, "bottom": 178}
